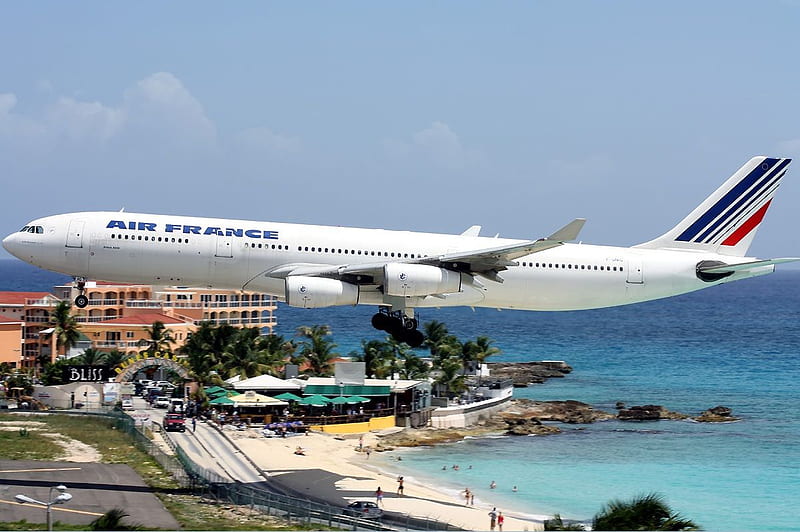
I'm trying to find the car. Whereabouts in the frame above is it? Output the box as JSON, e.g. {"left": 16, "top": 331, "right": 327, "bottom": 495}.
{"left": 164, "top": 413, "right": 186, "bottom": 432}
{"left": 121, "top": 398, "right": 134, "bottom": 410}
{"left": 344, "top": 501, "right": 383, "bottom": 519}
{"left": 153, "top": 396, "right": 170, "bottom": 408}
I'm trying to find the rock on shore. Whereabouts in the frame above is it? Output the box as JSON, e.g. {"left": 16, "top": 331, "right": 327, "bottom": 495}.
{"left": 694, "top": 405, "right": 739, "bottom": 422}
{"left": 487, "top": 361, "right": 573, "bottom": 386}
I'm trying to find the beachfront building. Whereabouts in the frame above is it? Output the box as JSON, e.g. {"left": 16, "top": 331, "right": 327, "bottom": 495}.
{"left": 0, "top": 283, "right": 278, "bottom": 368}
{"left": 0, "top": 292, "right": 62, "bottom": 369}
{"left": 0, "top": 314, "right": 25, "bottom": 368}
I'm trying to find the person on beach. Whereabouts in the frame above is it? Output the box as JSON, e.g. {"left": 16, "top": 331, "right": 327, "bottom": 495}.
{"left": 397, "top": 475, "right": 404, "bottom": 495}
{"left": 490, "top": 480, "right": 497, "bottom": 489}
{"left": 365, "top": 446, "right": 372, "bottom": 459}
{"left": 470, "top": 492, "right": 475, "bottom": 506}
{"left": 375, "top": 486, "right": 384, "bottom": 506}
{"left": 463, "top": 488, "right": 471, "bottom": 505}
{"left": 191, "top": 417, "right": 196, "bottom": 432}
{"left": 489, "top": 507, "right": 498, "bottom": 530}
{"left": 498, "top": 511, "right": 504, "bottom": 531}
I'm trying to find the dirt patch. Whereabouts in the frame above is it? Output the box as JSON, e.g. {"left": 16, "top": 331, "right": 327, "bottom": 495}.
{"left": 0, "top": 420, "right": 101, "bottom": 462}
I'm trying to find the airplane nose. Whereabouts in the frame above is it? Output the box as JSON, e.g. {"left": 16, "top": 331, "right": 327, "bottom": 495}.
{"left": 3, "top": 232, "right": 20, "bottom": 257}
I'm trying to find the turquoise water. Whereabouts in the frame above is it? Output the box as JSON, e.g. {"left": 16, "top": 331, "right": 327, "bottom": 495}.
{"left": 3, "top": 260, "right": 798, "bottom": 530}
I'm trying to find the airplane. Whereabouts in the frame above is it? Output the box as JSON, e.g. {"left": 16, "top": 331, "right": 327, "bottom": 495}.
{"left": 3, "top": 156, "right": 797, "bottom": 348}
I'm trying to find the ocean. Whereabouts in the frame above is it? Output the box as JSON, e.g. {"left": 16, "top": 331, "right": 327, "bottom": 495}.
{"left": 2, "top": 259, "right": 798, "bottom": 531}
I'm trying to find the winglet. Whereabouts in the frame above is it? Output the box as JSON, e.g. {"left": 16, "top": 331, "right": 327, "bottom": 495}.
{"left": 460, "top": 225, "right": 482, "bottom": 237}
{"left": 547, "top": 218, "right": 586, "bottom": 242}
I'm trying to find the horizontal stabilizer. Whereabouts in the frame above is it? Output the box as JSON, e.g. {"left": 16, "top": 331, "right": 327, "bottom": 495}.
{"left": 697, "top": 257, "right": 800, "bottom": 273}
{"left": 547, "top": 218, "right": 586, "bottom": 242}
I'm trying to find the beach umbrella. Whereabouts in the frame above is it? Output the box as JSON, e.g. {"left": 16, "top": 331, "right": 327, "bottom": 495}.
{"left": 329, "top": 396, "right": 351, "bottom": 405}
{"left": 230, "top": 392, "right": 288, "bottom": 407}
{"left": 299, "top": 394, "right": 332, "bottom": 407}
{"left": 274, "top": 392, "right": 302, "bottom": 402}
{"left": 208, "top": 395, "right": 235, "bottom": 405}
{"left": 346, "top": 395, "right": 370, "bottom": 404}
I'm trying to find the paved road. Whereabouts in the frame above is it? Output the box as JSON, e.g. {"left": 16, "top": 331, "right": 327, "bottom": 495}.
{"left": 0, "top": 460, "right": 179, "bottom": 529}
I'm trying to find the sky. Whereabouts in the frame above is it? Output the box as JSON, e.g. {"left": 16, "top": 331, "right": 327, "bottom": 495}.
{"left": 1, "top": 2, "right": 799, "bottom": 261}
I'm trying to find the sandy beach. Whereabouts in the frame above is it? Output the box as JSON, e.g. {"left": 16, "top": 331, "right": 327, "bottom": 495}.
{"left": 230, "top": 429, "right": 546, "bottom": 531}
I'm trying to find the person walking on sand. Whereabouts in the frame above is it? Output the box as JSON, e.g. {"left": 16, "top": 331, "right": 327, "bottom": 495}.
{"left": 463, "top": 487, "right": 470, "bottom": 505}
{"left": 375, "top": 486, "right": 384, "bottom": 506}
{"left": 498, "top": 511, "right": 505, "bottom": 531}
{"left": 191, "top": 416, "right": 196, "bottom": 432}
{"left": 397, "top": 476, "right": 404, "bottom": 495}
{"left": 488, "top": 507, "right": 498, "bottom": 531}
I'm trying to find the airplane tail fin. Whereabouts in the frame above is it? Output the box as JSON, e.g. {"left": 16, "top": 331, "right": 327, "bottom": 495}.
{"left": 635, "top": 156, "right": 791, "bottom": 256}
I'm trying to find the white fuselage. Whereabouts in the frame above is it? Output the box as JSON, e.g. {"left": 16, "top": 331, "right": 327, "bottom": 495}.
{"left": 2, "top": 211, "right": 772, "bottom": 312}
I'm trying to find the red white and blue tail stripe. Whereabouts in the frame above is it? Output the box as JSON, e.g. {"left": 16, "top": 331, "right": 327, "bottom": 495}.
{"left": 636, "top": 156, "right": 791, "bottom": 256}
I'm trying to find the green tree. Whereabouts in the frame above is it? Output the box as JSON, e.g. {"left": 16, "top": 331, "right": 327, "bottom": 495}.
{"left": 433, "top": 357, "right": 466, "bottom": 397}
{"left": 143, "top": 321, "right": 175, "bottom": 354}
{"left": 44, "top": 301, "right": 81, "bottom": 361}
{"left": 295, "top": 325, "right": 338, "bottom": 376}
{"left": 179, "top": 322, "right": 238, "bottom": 383}
{"left": 221, "top": 327, "right": 269, "bottom": 379}
{"left": 257, "top": 333, "right": 295, "bottom": 375}
{"left": 592, "top": 493, "right": 700, "bottom": 531}
{"left": 72, "top": 347, "right": 107, "bottom": 366}
{"left": 89, "top": 508, "right": 142, "bottom": 530}
{"left": 103, "top": 348, "right": 129, "bottom": 369}
{"left": 353, "top": 339, "right": 393, "bottom": 378}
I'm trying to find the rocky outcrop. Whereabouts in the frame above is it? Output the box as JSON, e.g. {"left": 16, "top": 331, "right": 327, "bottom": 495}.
{"left": 694, "top": 405, "right": 739, "bottom": 423}
{"left": 617, "top": 405, "right": 688, "bottom": 421}
{"left": 503, "top": 416, "right": 562, "bottom": 436}
{"left": 502, "top": 399, "right": 615, "bottom": 424}
{"left": 487, "top": 361, "right": 573, "bottom": 387}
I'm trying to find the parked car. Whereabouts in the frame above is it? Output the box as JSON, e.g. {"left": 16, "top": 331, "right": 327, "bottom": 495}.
{"left": 344, "top": 501, "right": 383, "bottom": 519}
{"left": 121, "top": 398, "right": 134, "bottom": 410}
{"left": 164, "top": 413, "right": 186, "bottom": 432}
{"left": 154, "top": 396, "right": 171, "bottom": 408}
{"left": 169, "top": 398, "right": 185, "bottom": 413}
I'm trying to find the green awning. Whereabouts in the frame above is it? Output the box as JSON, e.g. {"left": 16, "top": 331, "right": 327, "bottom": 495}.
{"left": 303, "top": 385, "right": 390, "bottom": 396}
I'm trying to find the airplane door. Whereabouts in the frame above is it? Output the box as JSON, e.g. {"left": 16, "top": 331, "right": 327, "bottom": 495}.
{"left": 215, "top": 235, "right": 233, "bottom": 258}
{"left": 626, "top": 257, "right": 644, "bottom": 284}
{"left": 66, "top": 220, "right": 85, "bottom": 248}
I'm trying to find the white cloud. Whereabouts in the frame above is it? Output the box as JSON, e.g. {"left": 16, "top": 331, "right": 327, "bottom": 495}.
{"left": 45, "top": 97, "right": 126, "bottom": 142}
{"left": 413, "top": 121, "right": 469, "bottom": 170}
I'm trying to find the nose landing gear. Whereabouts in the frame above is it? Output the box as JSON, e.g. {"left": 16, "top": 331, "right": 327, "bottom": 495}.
{"left": 371, "top": 308, "right": 424, "bottom": 348}
{"left": 73, "top": 278, "right": 88, "bottom": 308}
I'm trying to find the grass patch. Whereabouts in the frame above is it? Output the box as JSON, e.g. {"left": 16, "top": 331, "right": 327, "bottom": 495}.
{"left": 0, "top": 427, "right": 63, "bottom": 460}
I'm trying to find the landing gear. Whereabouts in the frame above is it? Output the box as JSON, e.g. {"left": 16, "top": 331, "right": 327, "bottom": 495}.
{"left": 73, "top": 277, "right": 88, "bottom": 308}
{"left": 371, "top": 308, "right": 425, "bottom": 348}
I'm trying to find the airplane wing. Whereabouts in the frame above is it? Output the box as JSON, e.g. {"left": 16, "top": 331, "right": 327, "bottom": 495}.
{"left": 265, "top": 218, "right": 586, "bottom": 285}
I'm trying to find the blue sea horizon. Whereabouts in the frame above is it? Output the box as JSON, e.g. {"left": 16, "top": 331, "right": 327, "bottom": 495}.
{"left": 2, "top": 259, "right": 798, "bottom": 530}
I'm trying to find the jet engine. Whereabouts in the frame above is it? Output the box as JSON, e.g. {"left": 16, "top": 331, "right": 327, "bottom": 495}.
{"left": 384, "top": 263, "right": 462, "bottom": 297}
{"left": 285, "top": 276, "right": 359, "bottom": 308}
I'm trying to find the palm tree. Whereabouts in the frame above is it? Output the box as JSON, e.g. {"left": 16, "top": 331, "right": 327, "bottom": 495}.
{"left": 143, "top": 321, "right": 175, "bottom": 354}
{"left": 179, "top": 322, "right": 238, "bottom": 383}
{"left": 422, "top": 320, "right": 451, "bottom": 358}
{"left": 397, "top": 349, "right": 429, "bottom": 380}
{"left": 44, "top": 301, "right": 81, "bottom": 362}
{"left": 89, "top": 508, "right": 142, "bottom": 530}
{"left": 592, "top": 493, "right": 700, "bottom": 531}
{"left": 433, "top": 357, "right": 466, "bottom": 397}
{"left": 354, "top": 339, "right": 393, "bottom": 378}
{"left": 469, "top": 335, "right": 501, "bottom": 383}
{"left": 103, "top": 348, "right": 129, "bottom": 370}
{"left": 257, "top": 333, "right": 295, "bottom": 375}
{"left": 73, "top": 347, "right": 107, "bottom": 366}
{"left": 295, "top": 325, "right": 338, "bottom": 376}
{"left": 221, "top": 327, "right": 269, "bottom": 379}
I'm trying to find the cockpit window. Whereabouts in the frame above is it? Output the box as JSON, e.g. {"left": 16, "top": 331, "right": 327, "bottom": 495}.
{"left": 20, "top": 226, "right": 29, "bottom": 232}
{"left": 19, "top": 225, "right": 43, "bottom": 233}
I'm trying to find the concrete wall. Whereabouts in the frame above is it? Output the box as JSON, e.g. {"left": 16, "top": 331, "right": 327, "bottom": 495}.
{"left": 429, "top": 389, "right": 513, "bottom": 429}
